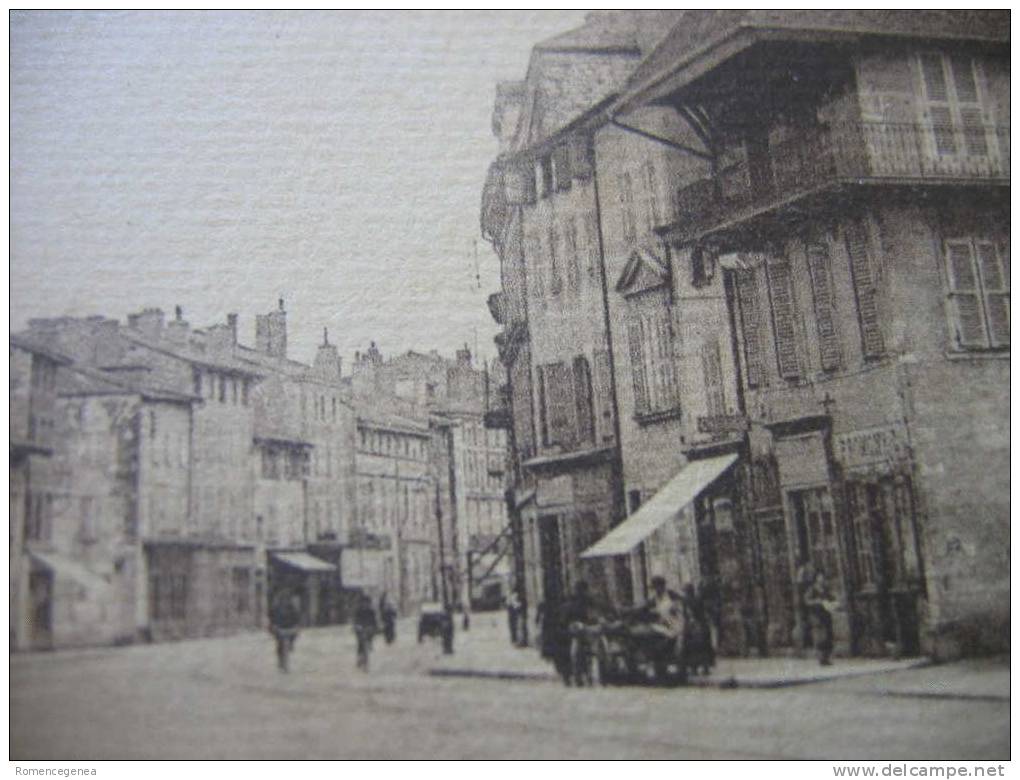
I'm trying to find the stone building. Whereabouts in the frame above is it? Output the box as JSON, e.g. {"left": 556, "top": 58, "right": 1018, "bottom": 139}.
{"left": 481, "top": 11, "right": 683, "bottom": 619}
{"left": 483, "top": 10, "right": 1009, "bottom": 659}
{"left": 10, "top": 334, "right": 70, "bottom": 650}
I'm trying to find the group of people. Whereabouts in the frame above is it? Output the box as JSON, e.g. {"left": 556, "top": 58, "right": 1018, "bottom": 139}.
{"left": 268, "top": 590, "right": 398, "bottom": 673}
{"left": 533, "top": 576, "right": 722, "bottom": 685}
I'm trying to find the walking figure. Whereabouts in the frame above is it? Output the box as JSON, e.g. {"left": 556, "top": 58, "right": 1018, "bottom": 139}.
{"left": 353, "top": 594, "right": 378, "bottom": 671}
{"left": 269, "top": 590, "right": 302, "bottom": 673}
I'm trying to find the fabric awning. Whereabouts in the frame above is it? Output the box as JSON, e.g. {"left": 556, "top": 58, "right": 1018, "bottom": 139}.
{"left": 270, "top": 551, "right": 336, "bottom": 574}
{"left": 30, "top": 551, "right": 111, "bottom": 591}
{"left": 580, "top": 453, "right": 738, "bottom": 559}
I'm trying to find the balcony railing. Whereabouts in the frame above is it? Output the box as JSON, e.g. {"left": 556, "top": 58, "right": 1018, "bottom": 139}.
{"left": 672, "top": 120, "right": 1009, "bottom": 241}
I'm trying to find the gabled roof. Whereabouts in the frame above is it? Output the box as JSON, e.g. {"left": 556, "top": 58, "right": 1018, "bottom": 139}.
{"left": 619, "top": 10, "right": 1010, "bottom": 114}
{"left": 59, "top": 363, "right": 196, "bottom": 403}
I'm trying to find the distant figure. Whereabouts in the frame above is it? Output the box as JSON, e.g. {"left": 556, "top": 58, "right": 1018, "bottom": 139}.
{"left": 353, "top": 594, "right": 378, "bottom": 671}
{"left": 795, "top": 556, "right": 818, "bottom": 651}
{"left": 379, "top": 592, "right": 397, "bottom": 645}
{"left": 441, "top": 604, "right": 455, "bottom": 655}
{"left": 506, "top": 589, "right": 521, "bottom": 645}
{"left": 804, "top": 570, "right": 838, "bottom": 666}
{"left": 269, "top": 591, "right": 302, "bottom": 673}
{"left": 698, "top": 574, "right": 723, "bottom": 653}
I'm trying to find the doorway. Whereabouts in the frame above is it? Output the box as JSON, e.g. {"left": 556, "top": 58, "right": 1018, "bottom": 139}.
{"left": 537, "top": 515, "right": 564, "bottom": 608}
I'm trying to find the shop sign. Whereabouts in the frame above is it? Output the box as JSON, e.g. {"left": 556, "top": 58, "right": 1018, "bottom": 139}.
{"left": 835, "top": 425, "right": 908, "bottom": 470}
{"left": 697, "top": 414, "right": 750, "bottom": 434}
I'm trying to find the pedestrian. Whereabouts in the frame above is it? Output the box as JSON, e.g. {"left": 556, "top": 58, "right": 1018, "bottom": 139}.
{"left": 379, "top": 592, "right": 397, "bottom": 645}
{"left": 441, "top": 604, "right": 455, "bottom": 655}
{"left": 794, "top": 555, "right": 817, "bottom": 651}
{"left": 803, "top": 570, "right": 838, "bottom": 666}
{"left": 682, "top": 583, "right": 714, "bottom": 676}
{"left": 269, "top": 590, "right": 302, "bottom": 673}
{"left": 353, "top": 593, "right": 378, "bottom": 671}
{"left": 505, "top": 588, "right": 521, "bottom": 645}
{"left": 698, "top": 574, "right": 723, "bottom": 654}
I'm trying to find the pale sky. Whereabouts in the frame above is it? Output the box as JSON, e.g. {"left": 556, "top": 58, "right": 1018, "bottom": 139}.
{"left": 10, "top": 10, "right": 585, "bottom": 366}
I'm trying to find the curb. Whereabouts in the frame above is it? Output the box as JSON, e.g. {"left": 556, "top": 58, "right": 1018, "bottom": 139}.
{"left": 427, "top": 657, "right": 939, "bottom": 690}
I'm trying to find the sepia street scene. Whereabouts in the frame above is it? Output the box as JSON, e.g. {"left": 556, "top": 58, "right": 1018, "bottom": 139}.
{"left": 10, "top": 10, "right": 1010, "bottom": 761}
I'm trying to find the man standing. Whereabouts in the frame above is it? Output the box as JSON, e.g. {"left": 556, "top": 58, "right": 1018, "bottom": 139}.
{"left": 505, "top": 588, "right": 521, "bottom": 645}
{"left": 804, "top": 570, "right": 838, "bottom": 666}
{"left": 794, "top": 556, "right": 817, "bottom": 652}
{"left": 353, "top": 594, "right": 378, "bottom": 671}
{"left": 269, "top": 590, "right": 302, "bottom": 673}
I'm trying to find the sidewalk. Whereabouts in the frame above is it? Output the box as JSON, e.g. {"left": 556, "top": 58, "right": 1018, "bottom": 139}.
{"left": 428, "top": 612, "right": 1006, "bottom": 697}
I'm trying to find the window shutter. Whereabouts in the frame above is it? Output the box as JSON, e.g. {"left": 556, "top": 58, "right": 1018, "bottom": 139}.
{"left": 806, "top": 242, "right": 843, "bottom": 371}
{"left": 944, "top": 240, "right": 987, "bottom": 348}
{"left": 977, "top": 242, "right": 1010, "bottom": 347}
{"left": 553, "top": 145, "right": 572, "bottom": 192}
{"left": 949, "top": 56, "right": 979, "bottom": 103}
{"left": 701, "top": 338, "right": 725, "bottom": 417}
{"left": 920, "top": 55, "right": 957, "bottom": 155}
{"left": 572, "top": 356, "right": 594, "bottom": 446}
{"left": 593, "top": 349, "right": 615, "bottom": 443}
{"left": 960, "top": 108, "right": 988, "bottom": 157}
{"left": 766, "top": 259, "right": 800, "bottom": 380}
{"left": 627, "top": 320, "right": 649, "bottom": 415}
{"left": 845, "top": 221, "right": 886, "bottom": 358}
{"left": 735, "top": 268, "right": 765, "bottom": 388}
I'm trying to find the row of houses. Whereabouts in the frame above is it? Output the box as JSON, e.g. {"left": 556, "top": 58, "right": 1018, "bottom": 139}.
{"left": 10, "top": 303, "right": 510, "bottom": 650}
{"left": 480, "top": 10, "right": 1008, "bottom": 659}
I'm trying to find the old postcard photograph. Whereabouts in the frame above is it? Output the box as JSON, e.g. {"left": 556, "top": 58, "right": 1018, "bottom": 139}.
{"left": 8, "top": 9, "right": 1010, "bottom": 762}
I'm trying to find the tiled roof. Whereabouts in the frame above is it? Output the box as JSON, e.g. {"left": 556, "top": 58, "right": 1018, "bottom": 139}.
{"left": 10, "top": 333, "right": 72, "bottom": 365}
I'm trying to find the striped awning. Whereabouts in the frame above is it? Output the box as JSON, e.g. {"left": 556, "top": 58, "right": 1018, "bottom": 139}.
{"left": 580, "top": 453, "right": 738, "bottom": 559}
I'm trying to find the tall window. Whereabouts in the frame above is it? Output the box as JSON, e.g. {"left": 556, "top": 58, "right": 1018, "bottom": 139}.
{"left": 943, "top": 238, "right": 1010, "bottom": 349}
{"left": 618, "top": 172, "right": 636, "bottom": 244}
{"left": 565, "top": 217, "right": 581, "bottom": 295}
{"left": 765, "top": 259, "right": 801, "bottom": 380}
{"left": 845, "top": 221, "right": 886, "bottom": 359}
{"left": 919, "top": 53, "right": 991, "bottom": 159}
{"left": 701, "top": 338, "right": 725, "bottom": 417}
{"left": 592, "top": 349, "right": 615, "bottom": 444}
{"left": 806, "top": 240, "right": 843, "bottom": 371}
{"left": 627, "top": 308, "right": 679, "bottom": 417}
{"left": 548, "top": 228, "right": 562, "bottom": 296}
{"left": 641, "top": 160, "right": 661, "bottom": 233}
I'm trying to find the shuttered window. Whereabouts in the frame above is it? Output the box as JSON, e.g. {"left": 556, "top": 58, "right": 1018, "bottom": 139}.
{"left": 765, "top": 259, "right": 801, "bottom": 380}
{"left": 944, "top": 238, "right": 1010, "bottom": 349}
{"left": 538, "top": 362, "right": 574, "bottom": 448}
{"left": 572, "top": 356, "right": 595, "bottom": 446}
{"left": 845, "top": 221, "right": 886, "bottom": 359}
{"left": 735, "top": 267, "right": 765, "bottom": 388}
{"left": 628, "top": 309, "right": 679, "bottom": 417}
{"left": 919, "top": 53, "right": 991, "bottom": 159}
{"left": 806, "top": 241, "right": 843, "bottom": 371}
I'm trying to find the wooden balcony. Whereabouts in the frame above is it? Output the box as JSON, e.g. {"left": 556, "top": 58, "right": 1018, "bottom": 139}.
{"left": 668, "top": 120, "right": 1010, "bottom": 244}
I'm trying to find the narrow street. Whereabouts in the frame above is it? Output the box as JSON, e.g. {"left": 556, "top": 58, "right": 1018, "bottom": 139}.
{"left": 10, "top": 613, "right": 1009, "bottom": 760}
